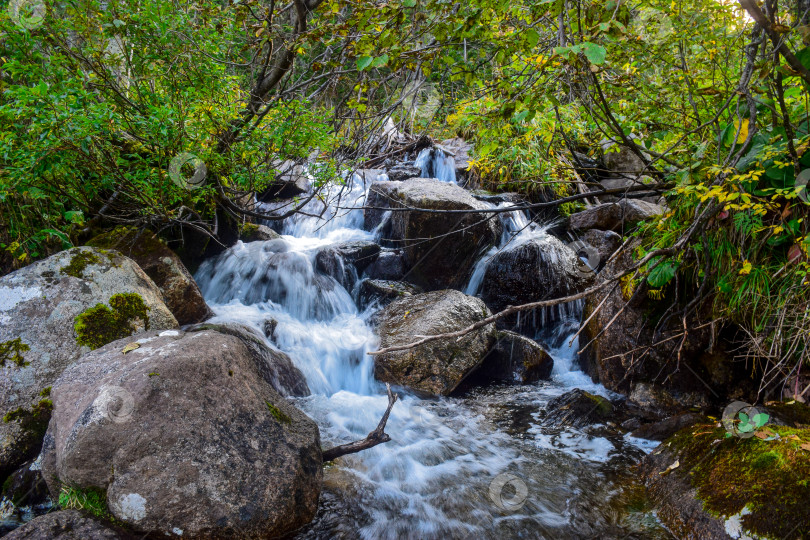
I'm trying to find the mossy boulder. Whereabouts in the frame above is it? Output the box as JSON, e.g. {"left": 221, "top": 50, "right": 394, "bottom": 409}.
{"left": 640, "top": 415, "right": 810, "bottom": 539}
{"left": 41, "top": 328, "right": 322, "bottom": 538}
{"left": 364, "top": 178, "right": 502, "bottom": 290}
{"left": 373, "top": 290, "right": 497, "bottom": 396}
{"left": 0, "top": 247, "right": 176, "bottom": 483}
{"left": 541, "top": 389, "right": 615, "bottom": 428}
{"left": 87, "top": 227, "right": 212, "bottom": 325}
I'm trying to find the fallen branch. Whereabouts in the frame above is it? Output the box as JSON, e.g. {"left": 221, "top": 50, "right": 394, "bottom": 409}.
{"left": 321, "top": 383, "right": 399, "bottom": 462}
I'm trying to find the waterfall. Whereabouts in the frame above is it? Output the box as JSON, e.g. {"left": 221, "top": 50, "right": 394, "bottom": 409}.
{"left": 194, "top": 172, "right": 660, "bottom": 539}
{"left": 414, "top": 147, "right": 457, "bottom": 183}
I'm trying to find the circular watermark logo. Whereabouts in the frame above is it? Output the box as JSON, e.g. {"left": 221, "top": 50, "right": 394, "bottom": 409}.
{"left": 567, "top": 239, "right": 600, "bottom": 277}
{"left": 169, "top": 152, "right": 207, "bottom": 190}
{"left": 722, "top": 400, "right": 767, "bottom": 439}
{"left": 795, "top": 169, "right": 810, "bottom": 204}
{"left": 96, "top": 385, "right": 135, "bottom": 424}
{"left": 488, "top": 473, "right": 528, "bottom": 512}
{"left": 8, "top": 0, "right": 46, "bottom": 30}
{"left": 631, "top": 7, "right": 674, "bottom": 45}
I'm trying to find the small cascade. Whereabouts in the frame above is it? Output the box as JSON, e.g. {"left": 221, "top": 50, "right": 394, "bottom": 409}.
{"left": 414, "top": 147, "right": 457, "bottom": 183}
{"left": 194, "top": 169, "right": 663, "bottom": 539}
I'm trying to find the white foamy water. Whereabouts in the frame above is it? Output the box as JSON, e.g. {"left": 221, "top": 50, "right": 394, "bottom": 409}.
{"left": 194, "top": 155, "right": 665, "bottom": 539}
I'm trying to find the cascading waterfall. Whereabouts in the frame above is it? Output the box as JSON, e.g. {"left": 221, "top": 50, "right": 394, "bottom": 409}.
{"left": 414, "top": 147, "right": 457, "bottom": 183}
{"left": 195, "top": 158, "right": 664, "bottom": 539}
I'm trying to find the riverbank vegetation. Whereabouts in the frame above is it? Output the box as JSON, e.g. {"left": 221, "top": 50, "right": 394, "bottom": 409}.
{"left": 2, "top": 1, "right": 809, "bottom": 403}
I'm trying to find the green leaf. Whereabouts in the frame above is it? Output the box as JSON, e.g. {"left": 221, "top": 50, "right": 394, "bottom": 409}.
{"left": 525, "top": 29, "right": 540, "bottom": 49}
{"left": 647, "top": 259, "right": 678, "bottom": 288}
{"left": 356, "top": 56, "right": 373, "bottom": 71}
{"left": 113, "top": 19, "right": 126, "bottom": 28}
{"left": 580, "top": 42, "right": 607, "bottom": 65}
{"left": 371, "top": 54, "right": 389, "bottom": 68}
{"left": 402, "top": 0, "right": 416, "bottom": 6}
{"left": 752, "top": 413, "right": 769, "bottom": 428}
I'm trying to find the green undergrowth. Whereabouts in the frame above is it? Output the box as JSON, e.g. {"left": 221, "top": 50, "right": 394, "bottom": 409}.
{"left": 58, "top": 486, "right": 112, "bottom": 520}
{"left": 664, "top": 421, "right": 810, "bottom": 538}
{"left": 74, "top": 293, "right": 150, "bottom": 349}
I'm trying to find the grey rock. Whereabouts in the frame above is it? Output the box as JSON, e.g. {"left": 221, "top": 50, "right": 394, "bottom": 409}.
{"left": 364, "top": 178, "right": 501, "bottom": 290}
{"left": 374, "top": 290, "right": 497, "bottom": 396}
{"left": 474, "top": 331, "right": 553, "bottom": 384}
{"left": 567, "top": 199, "right": 664, "bottom": 232}
{"left": 3, "top": 510, "right": 132, "bottom": 539}
{"left": 358, "top": 279, "right": 422, "bottom": 310}
{"left": 41, "top": 329, "right": 322, "bottom": 538}
{"left": 0, "top": 247, "right": 177, "bottom": 481}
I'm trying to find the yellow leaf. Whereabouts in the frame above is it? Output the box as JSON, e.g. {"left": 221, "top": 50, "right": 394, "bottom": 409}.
{"left": 739, "top": 260, "right": 753, "bottom": 276}
{"left": 735, "top": 118, "right": 750, "bottom": 144}
{"left": 121, "top": 342, "right": 140, "bottom": 354}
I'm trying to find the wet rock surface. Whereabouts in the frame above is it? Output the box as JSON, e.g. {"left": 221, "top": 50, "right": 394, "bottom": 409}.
{"left": 364, "top": 178, "right": 501, "bottom": 289}
{"left": 480, "top": 235, "right": 594, "bottom": 314}
{"left": 41, "top": 329, "right": 322, "bottom": 538}
{"left": 358, "top": 279, "right": 422, "bottom": 310}
{"left": 472, "top": 331, "right": 553, "bottom": 385}
{"left": 373, "top": 290, "right": 497, "bottom": 396}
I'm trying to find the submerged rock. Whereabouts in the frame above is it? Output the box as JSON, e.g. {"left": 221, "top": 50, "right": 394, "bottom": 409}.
{"left": 472, "top": 331, "right": 553, "bottom": 384}
{"left": 480, "top": 235, "right": 594, "bottom": 314}
{"left": 87, "top": 227, "right": 213, "bottom": 325}
{"left": 0, "top": 247, "right": 176, "bottom": 482}
{"left": 41, "top": 329, "right": 322, "bottom": 538}
{"left": 3, "top": 510, "right": 132, "bottom": 539}
{"left": 358, "top": 279, "right": 422, "bottom": 310}
{"left": 542, "top": 389, "right": 614, "bottom": 428}
{"left": 364, "top": 178, "right": 501, "bottom": 290}
{"left": 639, "top": 418, "right": 810, "bottom": 539}
{"left": 373, "top": 290, "right": 497, "bottom": 396}
{"left": 567, "top": 199, "right": 664, "bottom": 232}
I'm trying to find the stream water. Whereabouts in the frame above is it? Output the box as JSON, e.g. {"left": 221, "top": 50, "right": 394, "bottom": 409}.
{"left": 193, "top": 155, "right": 668, "bottom": 540}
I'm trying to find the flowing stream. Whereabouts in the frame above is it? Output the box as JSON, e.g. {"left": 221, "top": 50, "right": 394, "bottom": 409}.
{"left": 194, "top": 157, "right": 667, "bottom": 539}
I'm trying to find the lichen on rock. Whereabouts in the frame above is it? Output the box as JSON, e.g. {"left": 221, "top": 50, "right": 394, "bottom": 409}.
{"left": 0, "top": 338, "right": 30, "bottom": 368}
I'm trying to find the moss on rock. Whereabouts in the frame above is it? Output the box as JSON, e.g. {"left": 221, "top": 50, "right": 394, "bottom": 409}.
{"left": 660, "top": 420, "right": 810, "bottom": 538}
{"left": 59, "top": 249, "right": 102, "bottom": 279}
{"left": 74, "top": 292, "right": 150, "bottom": 350}
{"left": 265, "top": 400, "right": 292, "bottom": 425}
{"left": 2, "top": 397, "right": 54, "bottom": 439}
{"left": 0, "top": 337, "right": 30, "bottom": 368}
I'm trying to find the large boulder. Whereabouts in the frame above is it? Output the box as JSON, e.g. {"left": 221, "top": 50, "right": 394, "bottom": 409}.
{"left": 87, "top": 228, "right": 212, "bottom": 325}
{"left": 373, "top": 290, "right": 497, "bottom": 396}
{"left": 567, "top": 199, "right": 664, "bottom": 232}
{"left": 3, "top": 510, "right": 132, "bottom": 539}
{"left": 472, "top": 331, "right": 553, "bottom": 384}
{"left": 41, "top": 328, "right": 322, "bottom": 538}
{"left": 363, "top": 250, "right": 407, "bottom": 281}
{"left": 187, "top": 322, "right": 310, "bottom": 397}
{"left": 0, "top": 247, "right": 177, "bottom": 482}
{"left": 579, "top": 229, "right": 622, "bottom": 271}
{"left": 364, "top": 178, "right": 501, "bottom": 290}
{"left": 600, "top": 139, "right": 650, "bottom": 178}
{"left": 541, "top": 389, "right": 614, "bottom": 429}
{"left": 480, "top": 235, "right": 594, "bottom": 314}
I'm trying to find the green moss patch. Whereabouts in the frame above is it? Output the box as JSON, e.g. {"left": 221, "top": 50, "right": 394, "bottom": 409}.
{"left": 74, "top": 292, "right": 150, "bottom": 349}
{"left": 0, "top": 338, "right": 30, "bottom": 368}
{"left": 60, "top": 249, "right": 102, "bottom": 279}
{"left": 664, "top": 421, "right": 810, "bottom": 538}
{"left": 265, "top": 400, "right": 292, "bottom": 424}
{"left": 3, "top": 398, "right": 53, "bottom": 439}
{"left": 58, "top": 486, "right": 111, "bottom": 520}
